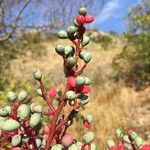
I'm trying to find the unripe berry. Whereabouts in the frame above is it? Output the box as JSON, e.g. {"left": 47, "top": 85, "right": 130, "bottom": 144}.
{"left": 67, "top": 76, "right": 76, "bottom": 88}
{"left": 0, "top": 117, "right": 5, "bottom": 129}
{"left": 33, "top": 69, "right": 42, "bottom": 81}
{"left": 67, "top": 26, "right": 77, "bottom": 35}
{"left": 0, "top": 108, "right": 9, "bottom": 117}
{"left": 79, "top": 6, "right": 87, "bottom": 16}
{"left": 3, "top": 119, "right": 20, "bottom": 131}
{"left": 80, "top": 50, "right": 86, "bottom": 59}
{"left": 51, "top": 144, "right": 63, "bottom": 150}
{"left": 81, "top": 36, "right": 90, "bottom": 46}
{"left": 85, "top": 114, "right": 93, "bottom": 123}
{"left": 106, "top": 139, "right": 115, "bottom": 148}
{"left": 78, "top": 85, "right": 90, "bottom": 94}
{"left": 4, "top": 105, "right": 12, "bottom": 115}
{"left": 140, "top": 144, "right": 150, "bottom": 150}
{"left": 18, "top": 90, "right": 28, "bottom": 102}
{"left": 62, "top": 134, "right": 74, "bottom": 147}
{"left": 31, "top": 104, "right": 42, "bottom": 113}
{"left": 67, "top": 57, "right": 76, "bottom": 66}
{"left": 116, "top": 128, "right": 124, "bottom": 139}
{"left": 29, "top": 113, "right": 41, "bottom": 127}
{"left": 82, "top": 52, "right": 92, "bottom": 63}
{"left": 7, "top": 91, "right": 17, "bottom": 102}
{"left": 85, "top": 15, "right": 94, "bottom": 23}
{"left": 65, "top": 91, "right": 76, "bottom": 100}
{"left": 41, "top": 138, "right": 46, "bottom": 148}
{"left": 22, "top": 134, "right": 29, "bottom": 143}
{"left": 78, "top": 94, "right": 89, "bottom": 105}
{"left": 65, "top": 45, "right": 75, "bottom": 56}
{"left": 82, "top": 131, "right": 95, "bottom": 144}
{"left": 68, "top": 143, "right": 79, "bottom": 150}
{"left": 49, "top": 87, "right": 57, "bottom": 98}
{"left": 36, "top": 88, "right": 43, "bottom": 96}
{"left": 134, "top": 136, "right": 143, "bottom": 147}
{"left": 11, "top": 134, "right": 21, "bottom": 146}
{"left": 122, "top": 135, "right": 131, "bottom": 144}
{"left": 55, "top": 44, "right": 65, "bottom": 55}
{"left": 129, "top": 131, "right": 138, "bottom": 141}
{"left": 76, "top": 15, "right": 85, "bottom": 25}
{"left": 76, "top": 76, "right": 85, "bottom": 86}
{"left": 57, "top": 30, "right": 68, "bottom": 39}
{"left": 84, "top": 77, "right": 91, "bottom": 85}
{"left": 36, "top": 138, "right": 42, "bottom": 148}
{"left": 68, "top": 100, "right": 74, "bottom": 106}
{"left": 17, "top": 104, "right": 30, "bottom": 119}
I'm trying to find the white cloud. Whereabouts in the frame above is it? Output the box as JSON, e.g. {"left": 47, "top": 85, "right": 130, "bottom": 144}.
{"left": 93, "top": 0, "right": 121, "bottom": 26}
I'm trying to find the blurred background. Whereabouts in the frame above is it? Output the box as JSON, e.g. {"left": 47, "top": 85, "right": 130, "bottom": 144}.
{"left": 0, "top": 0, "right": 149, "bottom": 149}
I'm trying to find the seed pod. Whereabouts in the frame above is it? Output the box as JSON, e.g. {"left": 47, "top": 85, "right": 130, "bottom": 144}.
{"left": 67, "top": 76, "right": 76, "bottom": 88}
{"left": 76, "top": 15, "right": 85, "bottom": 25}
{"left": 22, "top": 134, "right": 29, "bottom": 143}
{"left": 33, "top": 69, "right": 42, "bottom": 81}
{"left": 36, "top": 138, "right": 42, "bottom": 148}
{"left": 11, "top": 134, "right": 21, "bottom": 146}
{"left": 62, "top": 134, "right": 74, "bottom": 147}
{"left": 116, "top": 128, "right": 124, "bottom": 139}
{"left": 31, "top": 104, "right": 42, "bottom": 113}
{"left": 65, "top": 45, "right": 75, "bottom": 56}
{"left": 65, "top": 91, "right": 76, "bottom": 100}
{"left": 17, "top": 104, "right": 30, "bottom": 120}
{"left": 85, "top": 15, "right": 94, "bottom": 23}
{"left": 49, "top": 87, "right": 57, "bottom": 98}
{"left": 4, "top": 106, "right": 12, "bottom": 115}
{"left": 134, "top": 136, "right": 143, "bottom": 147}
{"left": 36, "top": 88, "right": 43, "bottom": 97}
{"left": 122, "top": 135, "right": 131, "bottom": 144}
{"left": 67, "top": 26, "right": 77, "bottom": 35}
{"left": 55, "top": 44, "right": 65, "bottom": 55}
{"left": 67, "top": 57, "right": 76, "bottom": 66}
{"left": 106, "top": 139, "right": 115, "bottom": 148}
{"left": 79, "top": 6, "right": 87, "bottom": 16}
{"left": 82, "top": 52, "right": 92, "bottom": 63}
{"left": 7, "top": 91, "right": 17, "bottom": 102}
{"left": 3, "top": 119, "right": 20, "bottom": 131}
{"left": 82, "top": 131, "right": 95, "bottom": 144}
{"left": 81, "top": 36, "right": 90, "bottom": 46}
{"left": 18, "top": 91, "right": 28, "bottom": 102}
{"left": 84, "top": 77, "right": 91, "bottom": 85}
{"left": 76, "top": 76, "right": 85, "bottom": 86}
{"left": 0, "top": 108, "right": 9, "bottom": 117}
{"left": 57, "top": 30, "right": 68, "bottom": 39}
{"left": 51, "top": 144, "right": 63, "bottom": 150}
{"left": 29, "top": 113, "right": 41, "bottom": 127}
{"left": 85, "top": 114, "right": 93, "bottom": 123}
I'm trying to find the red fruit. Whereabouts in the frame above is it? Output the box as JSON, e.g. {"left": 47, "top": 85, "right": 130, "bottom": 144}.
{"left": 83, "top": 119, "right": 91, "bottom": 129}
{"left": 85, "top": 15, "right": 94, "bottom": 23}
{"left": 49, "top": 87, "right": 57, "bottom": 98}
{"left": 78, "top": 85, "right": 90, "bottom": 94}
{"left": 76, "top": 15, "right": 85, "bottom": 25}
{"left": 62, "top": 134, "right": 74, "bottom": 147}
{"left": 140, "top": 145, "right": 150, "bottom": 150}
{"left": 67, "top": 76, "right": 76, "bottom": 88}
{"left": 44, "top": 125, "right": 51, "bottom": 134}
{"left": 109, "top": 146, "right": 118, "bottom": 150}
{"left": 11, "top": 148, "right": 21, "bottom": 150}
{"left": 118, "top": 140, "right": 124, "bottom": 150}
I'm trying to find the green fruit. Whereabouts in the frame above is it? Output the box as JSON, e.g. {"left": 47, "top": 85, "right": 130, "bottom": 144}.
{"left": 122, "top": 135, "right": 131, "bottom": 143}
{"left": 11, "top": 134, "right": 21, "bottom": 146}
{"left": 33, "top": 69, "right": 42, "bottom": 81}
{"left": 55, "top": 44, "right": 65, "bottom": 55}
{"left": 80, "top": 51, "right": 86, "bottom": 59}
{"left": 36, "top": 138, "right": 42, "bottom": 148}
{"left": 67, "top": 57, "right": 76, "bottom": 66}
{"left": 79, "top": 6, "right": 87, "bottom": 16}
{"left": 82, "top": 52, "right": 92, "bottom": 63}
{"left": 3, "top": 119, "right": 20, "bottom": 131}
{"left": 67, "top": 26, "right": 77, "bottom": 35}
{"left": 17, "top": 104, "right": 30, "bottom": 120}
{"left": 81, "top": 36, "right": 90, "bottom": 46}
{"left": 65, "top": 46, "right": 75, "bottom": 56}
{"left": 57, "top": 30, "right": 68, "bottom": 39}
{"left": 31, "top": 104, "right": 42, "bottom": 113}
{"left": 36, "top": 88, "right": 43, "bottom": 97}
{"left": 68, "top": 143, "right": 79, "bottom": 150}
{"left": 130, "top": 131, "right": 138, "bottom": 141}
{"left": 0, "top": 108, "right": 9, "bottom": 117}
{"left": 22, "top": 134, "right": 29, "bottom": 143}
{"left": 7, "top": 91, "right": 17, "bottom": 102}
{"left": 51, "top": 144, "right": 63, "bottom": 150}
{"left": 134, "top": 136, "right": 143, "bottom": 147}
{"left": 106, "top": 139, "right": 115, "bottom": 148}
{"left": 116, "top": 128, "right": 124, "bottom": 139}
{"left": 85, "top": 114, "right": 93, "bottom": 123}
{"left": 4, "top": 106, "right": 12, "bottom": 115}
{"left": 82, "top": 131, "right": 95, "bottom": 144}
{"left": 0, "top": 117, "right": 5, "bottom": 129}
{"left": 76, "top": 76, "right": 85, "bottom": 86}
{"left": 65, "top": 91, "right": 76, "bottom": 100}
{"left": 29, "top": 113, "right": 41, "bottom": 127}
{"left": 18, "top": 91, "right": 28, "bottom": 102}
{"left": 41, "top": 138, "right": 46, "bottom": 147}
{"left": 84, "top": 77, "right": 91, "bottom": 85}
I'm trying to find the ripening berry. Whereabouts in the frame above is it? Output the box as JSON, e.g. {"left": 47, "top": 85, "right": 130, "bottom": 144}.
{"left": 41, "top": 138, "right": 46, "bottom": 147}
{"left": 55, "top": 44, "right": 65, "bottom": 55}
{"left": 76, "top": 76, "right": 85, "bottom": 86}
{"left": 67, "top": 57, "right": 76, "bottom": 66}
{"left": 106, "top": 139, "right": 115, "bottom": 148}
{"left": 67, "top": 26, "right": 77, "bottom": 35}
{"left": 3, "top": 119, "right": 20, "bottom": 131}
{"left": 4, "top": 106, "right": 12, "bottom": 115}
{"left": 140, "top": 144, "right": 150, "bottom": 150}
{"left": 18, "top": 90, "right": 28, "bottom": 102}
{"left": 82, "top": 131, "right": 95, "bottom": 144}
{"left": 109, "top": 146, "right": 118, "bottom": 150}
{"left": 17, "top": 104, "right": 30, "bottom": 119}
{"left": 65, "top": 45, "right": 75, "bottom": 56}
{"left": 0, "top": 108, "right": 9, "bottom": 117}
{"left": 116, "top": 128, "right": 124, "bottom": 139}
{"left": 78, "top": 94, "right": 89, "bottom": 105}
{"left": 7, "top": 91, "right": 17, "bottom": 102}
{"left": 49, "top": 87, "right": 57, "bottom": 98}
{"left": 82, "top": 52, "right": 92, "bottom": 63}
{"left": 36, "top": 138, "right": 42, "bottom": 148}
{"left": 79, "top": 6, "right": 87, "bottom": 16}
{"left": 81, "top": 36, "right": 90, "bottom": 46}
{"left": 85, "top": 114, "right": 94, "bottom": 123}
{"left": 29, "top": 113, "right": 41, "bottom": 127}
{"left": 122, "top": 135, "right": 131, "bottom": 144}
{"left": 85, "top": 15, "right": 94, "bottom": 23}
{"left": 65, "top": 90, "right": 76, "bottom": 100}
{"left": 11, "top": 147, "right": 21, "bottom": 150}
{"left": 51, "top": 144, "right": 63, "bottom": 150}
{"left": 11, "top": 134, "right": 21, "bottom": 146}
{"left": 83, "top": 120, "right": 91, "bottom": 129}
{"left": 57, "top": 30, "right": 68, "bottom": 39}
{"left": 76, "top": 15, "right": 85, "bottom": 25}
{"left": 78, "top": 85, "right": 90, "bottom": 94}
{"left": 134, "top": 136, "right": 143, "bottom": 147}
{"left": 67, "top": 76, "right": 76, "bottom": 88}
{"left": 62, "top": 134, "right": 74, "bottom": 147}
{"left": 33, "top": 69, "right": 42, "bottom": 81}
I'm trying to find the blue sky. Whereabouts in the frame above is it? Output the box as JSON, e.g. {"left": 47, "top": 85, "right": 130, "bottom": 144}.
{"left": 92, "top": 0, "right": 138, "bottom": 33}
